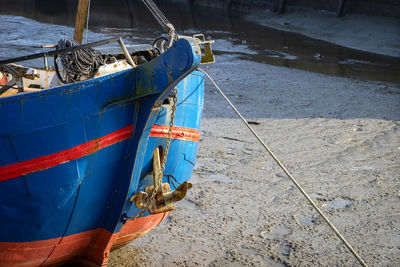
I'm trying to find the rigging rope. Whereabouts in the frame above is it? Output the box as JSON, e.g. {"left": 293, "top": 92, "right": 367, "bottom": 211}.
{"left": 141, "top": 0, "right": 175, "bottom": 34}
{"left": 57, "top": 38, "right": 103, "bottom": 82}
{"left": 84, "top": 0, "right": 91, "bottom": 44}
{"left": 198, "top": 68, "right": 368, "bottom": 267}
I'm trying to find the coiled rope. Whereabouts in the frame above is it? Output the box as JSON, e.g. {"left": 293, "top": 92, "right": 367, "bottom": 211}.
{"left": 198, "top": 68, "right": 367, "bottom": 267}
{"left": 57, "top": 38, "right": 103, "bottom": 82}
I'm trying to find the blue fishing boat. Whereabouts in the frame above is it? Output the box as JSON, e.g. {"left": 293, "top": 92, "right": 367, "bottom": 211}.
{"left": 0, "top": 1, "right": 214, "bottom": 266}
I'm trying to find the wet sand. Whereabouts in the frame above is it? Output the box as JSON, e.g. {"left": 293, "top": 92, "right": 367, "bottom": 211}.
{"left": 246, "top": 10, "right": 400, "bottom": 58}
{"left": 108, "top": 28, "right": 400, "bottom": 267}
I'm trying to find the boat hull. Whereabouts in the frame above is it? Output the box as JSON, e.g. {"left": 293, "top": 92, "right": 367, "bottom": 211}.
{"left": 0, "top": 39, "right": 204, "bottom": 266}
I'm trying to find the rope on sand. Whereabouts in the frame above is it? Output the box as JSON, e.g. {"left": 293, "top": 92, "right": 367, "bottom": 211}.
{"left": 198, "top": 68, "right": 367, "bottom": 267}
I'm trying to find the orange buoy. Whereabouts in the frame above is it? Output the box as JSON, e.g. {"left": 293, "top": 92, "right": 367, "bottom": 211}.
{"left": 0, "top": 72, "right": 7, "bottom": 85}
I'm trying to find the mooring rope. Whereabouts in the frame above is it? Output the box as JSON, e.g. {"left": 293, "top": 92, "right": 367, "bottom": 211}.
{"left": 198, "top": 68, "right": 367, "bottom": 267}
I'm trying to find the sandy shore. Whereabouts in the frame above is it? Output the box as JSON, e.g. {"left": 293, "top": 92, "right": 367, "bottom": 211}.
{"left": 108, "top": 11, "right": 400, "bottom": 267}
{"left": 109, "top": 52, "right": 399, "bottom": 266}
{"left": 246, "top": 10, "right": 400, "bottom": 58}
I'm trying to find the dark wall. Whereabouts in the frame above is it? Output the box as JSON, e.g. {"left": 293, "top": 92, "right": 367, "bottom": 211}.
{"left": 189, "top": 0, "right": 400, "bottom": 17}
{"left": 0, "top": 0, "right": 77, "bottom": 25}
{"left": 0, "top": 0, "right": 399, "bottom": 20}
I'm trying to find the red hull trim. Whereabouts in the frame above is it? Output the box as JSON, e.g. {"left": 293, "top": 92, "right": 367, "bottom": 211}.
{"left": 0, "top": 125, "right": 134, "bottom": 182}
{"left": 0, "top": 125, "right": 199, "bottom": 183}
{"left": 150, "top": 125, "right": 200, "bottom": 142}
{"left": 0, "top": 213, "right": 168, "bottom": 266}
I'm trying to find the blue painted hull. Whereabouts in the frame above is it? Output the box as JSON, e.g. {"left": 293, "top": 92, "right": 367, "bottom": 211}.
{"left": 0, "top": 38, "right": 204, "bottom": 266}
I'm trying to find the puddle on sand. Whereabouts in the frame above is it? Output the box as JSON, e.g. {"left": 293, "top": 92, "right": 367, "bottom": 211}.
{"left": 274, "top": 244, "right": 291, "bottom": 257}
{"left": 1, "top": 0, "right": 399, "bottom": 83}
{"left": 194, "top": 158, "right": 230, "bottom": 174}
{"left": 351, "top": 165, "right": 377, "bottom": 171}
{"left": 174, "top": 199, "right": 205, "bottom": 219}
{"left": 294, "top": 214, "right": 315, "bottom": 226}
{"left": 201, "top": 173, "right": 241, "bottom": 184}
{"left": 261, "top": 225, "right": 291, "bottom": 239}
{"left": 322, "top": 198, "right": 353, "bottom": 211}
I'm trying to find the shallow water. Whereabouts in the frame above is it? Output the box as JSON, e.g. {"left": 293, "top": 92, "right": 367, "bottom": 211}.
{"left": 0, "top": 0, "right": 399, "bottom": 83}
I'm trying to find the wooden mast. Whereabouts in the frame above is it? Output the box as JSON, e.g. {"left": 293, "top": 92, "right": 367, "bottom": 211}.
{"left": 73, "top": 0, "right": 90, "bottom": 44}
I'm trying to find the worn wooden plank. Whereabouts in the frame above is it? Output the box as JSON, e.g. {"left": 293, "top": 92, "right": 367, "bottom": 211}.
{"left": 73, "top": 0, "right": 90, "bottom": 44}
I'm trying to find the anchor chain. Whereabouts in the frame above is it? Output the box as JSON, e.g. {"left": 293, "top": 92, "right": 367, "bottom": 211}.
{"left": 125, "top": 88, "right": 178, "bottom": 222}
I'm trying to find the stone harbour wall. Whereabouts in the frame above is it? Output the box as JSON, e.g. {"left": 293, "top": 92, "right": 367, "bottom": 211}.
{"left": 163, "top": 0, "right": 400, "bottom": 17}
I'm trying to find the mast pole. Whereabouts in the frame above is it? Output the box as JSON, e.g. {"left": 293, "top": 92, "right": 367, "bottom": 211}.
{"left": 73, "top": 0, "right": 90, "bottom": 44}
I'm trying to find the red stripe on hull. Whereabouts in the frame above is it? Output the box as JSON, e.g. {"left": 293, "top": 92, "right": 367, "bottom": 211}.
{"left": 150, "top": 125, "right": 200, "bottom": 142}
{"left": 112, "top": 212, "right": 169, "bottom": 250}
{"left": 0, "top": 230, "right": 97, "bottom": 267}
{"left": 84, "top": 213, "right": 168, "bottom": 266}
{"left": 0, "top": 125, "right": 133, "bottom": 182}
{"left": 0, "top": 213, "right": 168, "bottom": 266}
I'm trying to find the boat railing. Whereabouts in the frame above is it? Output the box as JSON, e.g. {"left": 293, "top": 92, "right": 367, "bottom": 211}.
{"left": 0, "top": 37, "right": 135, "bottom": 67}
{"left": 0, "top": 37, "right": 135, "bottom": 96}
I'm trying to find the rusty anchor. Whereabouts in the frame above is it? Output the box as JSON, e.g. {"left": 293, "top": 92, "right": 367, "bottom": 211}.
{"left": 130, "top": 147, "right": 192, "bottom": 214}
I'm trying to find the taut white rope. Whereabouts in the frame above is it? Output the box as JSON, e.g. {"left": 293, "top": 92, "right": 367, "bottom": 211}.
{"left": 198, "top": 68, "right": 367, "bottom": 267}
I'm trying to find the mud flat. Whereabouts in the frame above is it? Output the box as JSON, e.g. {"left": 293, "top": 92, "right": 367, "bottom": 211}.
{"left": 108, "top": 41, "right": 400, "bottom": 267}
{"left": 108, "top": 6, "right": 400, "bottom": 267}
{"left": 0, "top": 6, "right": 398, "bottom": 266}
